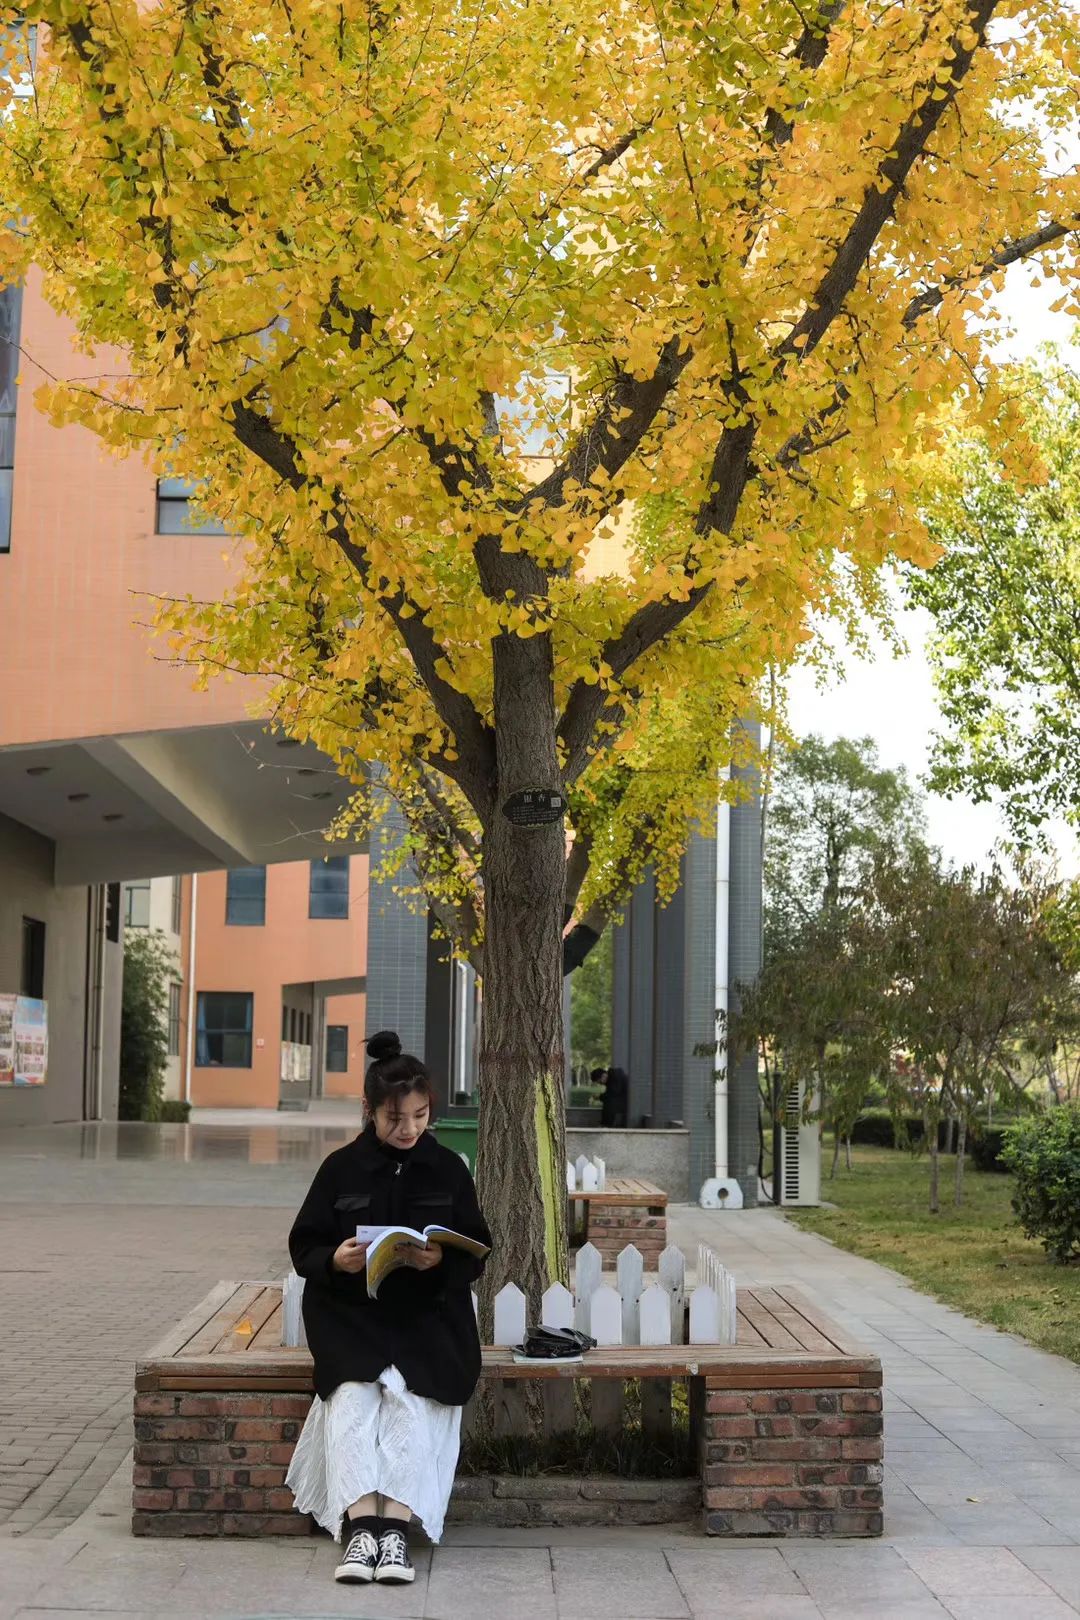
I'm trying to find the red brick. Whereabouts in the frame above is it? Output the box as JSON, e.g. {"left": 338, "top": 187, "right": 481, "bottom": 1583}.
{"left": 267, "top": 1443, "right": 299, "bottom": 1465}
{"left": 133, "top": 1489, "right": 175, "bottom": 1511}
{"left": 177, "top": 1441, "right": 267, "bottom": 1465}
{"left": 705, "top": 1442, "right": 750, "bottom": 1464}
{"left": 705, "top": 1417, "right": 756, "bottom": 1438}
{"left": 747, "top": 1488, "right": 841, "bottom": 1511}
{"left": 842, "top": 1392, "right": 883, "bottom": 1413}
{"left": 753, "top": 1416, "right": 796, "bottom": 1438}
{"left": 705, "top": 1392, "right": 752, "bottom": 1413}
{"left": 703, "top": 1487, "right": 752, "bottom": 1509}
{"left": 713, "top": 1465, "right": 795, "bottom": 1487}
{"left": 224, "top": 1420, "right": 283, "bottom": 1442}
{"left": 220, "top": 1466, "right": 286, "bottom": 1488}
{"left": 146, "top": 1418, "right": 224, "bottom": 1442}
{"left": 752, "top": 1438, "right": 841, "bottom": 1462}
{"left": 269, "top": 1396, "right": 312, "bottom": 1419}
{"left": 132, "top": 1511, "right": 222, "bottom": 1537}
{"left": 266, "top": 1487, "right": 296, "bottom": 1510}
{"left": 133, "top": 1442, "right": 176, "bottom": 1465}
{"left": 134, "top": 1394, "right": 178, "bottom": 1417}
{"left": 805, "top": 1415, "right": 882, "bottom": 1438}
{"left": 222, "top": 1512, "right": 308, "bottom": 1536}
{"left": 841, "top": 1438, "right": 884, "bottom": 1461}
{"left": 750, "top": 1392, "right": 838, "bottom": 1415}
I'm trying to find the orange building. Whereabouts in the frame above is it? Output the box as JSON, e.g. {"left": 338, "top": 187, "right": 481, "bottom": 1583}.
{"left": 0, "top": 268, "right": 474, "bottom": 1124}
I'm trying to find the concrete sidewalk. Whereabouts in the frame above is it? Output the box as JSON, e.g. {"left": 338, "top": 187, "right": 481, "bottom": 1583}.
{"left": 4, "top": 1124, "right": 1080, "bottom": 1615}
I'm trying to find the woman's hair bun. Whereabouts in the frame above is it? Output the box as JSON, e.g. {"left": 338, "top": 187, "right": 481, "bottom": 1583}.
{"left": 366, "top": 1029, "right": 403, "bottom": 1063}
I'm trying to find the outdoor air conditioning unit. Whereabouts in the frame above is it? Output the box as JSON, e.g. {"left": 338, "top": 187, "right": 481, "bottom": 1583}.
{"left": 777, "top": 1080, "right": 821, "bottom": 1208}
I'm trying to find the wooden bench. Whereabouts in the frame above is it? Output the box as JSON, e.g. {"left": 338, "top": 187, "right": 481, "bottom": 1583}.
{"left": 569, "top": 1177, "right": 669, "bottom": 1264}
{"left": 133, "top": 1276, "right": 883, "bottom": 1539}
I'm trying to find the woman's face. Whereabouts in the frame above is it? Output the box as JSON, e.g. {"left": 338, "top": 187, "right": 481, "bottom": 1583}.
{"left": 372, "top": 1088, "right": 431, "bottom": 1149}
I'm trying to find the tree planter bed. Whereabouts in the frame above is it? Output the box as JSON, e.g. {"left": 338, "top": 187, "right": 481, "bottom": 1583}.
{"left": 133, "top": 1278, "right": 883, "bottom": 1539}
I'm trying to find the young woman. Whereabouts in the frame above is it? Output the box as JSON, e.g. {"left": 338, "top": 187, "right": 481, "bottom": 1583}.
{"left": 286, "top": 1030, "right": 491, "bottom": 1585}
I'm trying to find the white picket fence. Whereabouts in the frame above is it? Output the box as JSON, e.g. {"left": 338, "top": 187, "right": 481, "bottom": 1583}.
{"left": 566, "top": 1154, "right": 606, "bottom": 1192}
{"left": 281, "top": 1241, "right": 736, "bottom": 1350}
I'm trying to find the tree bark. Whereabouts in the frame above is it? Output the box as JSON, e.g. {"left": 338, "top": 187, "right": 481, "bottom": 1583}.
{"left": 844, "top": 1135, "right": 852, "bottom": 1172}
{"left": 927, "top": 1116, "right": 940, "bottom": 1215}
{"left": 954, "top": 1114, "right": 968, "bottom": 1209}
{"left": 475, "top": 630, "right": 569, "bottom": 1334}
{"left": 830, "top": 1130, "right": 840, "bottom": 1181}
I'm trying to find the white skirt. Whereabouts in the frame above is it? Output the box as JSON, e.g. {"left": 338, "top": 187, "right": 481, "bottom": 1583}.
{"left": 286, "top": 1365, "right": 462, "bottom": 1543}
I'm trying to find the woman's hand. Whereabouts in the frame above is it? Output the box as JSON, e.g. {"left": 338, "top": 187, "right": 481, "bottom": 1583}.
{"left": 332, "top": 1237, "right": 369, "bottom": 1274}
{"left": 407, "top": 1241, "right": 443, "bottom": 1271}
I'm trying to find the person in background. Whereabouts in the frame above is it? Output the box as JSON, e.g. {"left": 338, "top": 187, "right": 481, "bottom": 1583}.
{"left": 600, "top": 1065, "right": 629, "bottom": 1128}
{"left": 286, "top": 1030, "right": 491, "bottom": 1586}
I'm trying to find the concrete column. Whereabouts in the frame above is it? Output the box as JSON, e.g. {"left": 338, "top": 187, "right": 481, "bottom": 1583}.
{"left": 364, "top": 794, "right": 428, "bottom": 1058}
{"left": 682, "top": 829, "right": 719, "bottom": 1199}
{"left": 727, "top": 720, "right": 763, "bottom": 1207}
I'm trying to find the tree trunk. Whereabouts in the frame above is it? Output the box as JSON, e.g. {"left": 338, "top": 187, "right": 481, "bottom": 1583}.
{"left": 954, "top": 1114, "right": 968, "bottom": 1208}
{"left": 830, "top": 1130, "right": 840, "bottom": 1181}
{"left": 927, "top": 1118, "right": 940, "bottom": 1214}
{"left": 475, "top": 629, "right": 569, "bottom": 1335}
{"left": 844, "top": 1135, "right": 852, "bottom": 1172}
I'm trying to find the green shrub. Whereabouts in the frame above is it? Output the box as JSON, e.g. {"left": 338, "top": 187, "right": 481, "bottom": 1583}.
{"left": 158, "top": 1098, "right": 191, "bottom": 1123}
{"left": 119, "top": 931, "right": 178, "bottom": 1122}
{"left": 1002, "top": 1106, "right": 1080, "bottom": 1264}
{"left": 569, "top": 1086, "right": 601, "bottom": 1108}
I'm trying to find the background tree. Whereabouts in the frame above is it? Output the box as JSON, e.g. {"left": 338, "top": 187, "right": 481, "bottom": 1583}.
{"left": 874, "top": 854, "right": 1079, "bottom": 1211}
{"left": 5, "top": 0, "right": 1080, "bottom": 1311}
{"left": 119, "top": 931, "right": 178, "bottom": 1124}
{"left": 765, "top": 734, "right": 927, "bottom": 953}
{"left": 570, "top": 927, "right": 613, "bottom": 1078}
{"left": 911, "top": 365, "right": 1080, "bottom": 841}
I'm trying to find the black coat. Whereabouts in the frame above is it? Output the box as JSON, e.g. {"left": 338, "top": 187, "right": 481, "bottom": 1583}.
{"left": 288, "top": 1124, "right": 491, "bottom": 1408}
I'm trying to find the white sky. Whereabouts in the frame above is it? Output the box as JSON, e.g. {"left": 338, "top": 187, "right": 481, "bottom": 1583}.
{"left": 784, "top": 258, "right": 1080, "bottom": 879}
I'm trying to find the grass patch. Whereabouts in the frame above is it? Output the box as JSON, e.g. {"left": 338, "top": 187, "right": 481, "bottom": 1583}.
{"left": 787, "top": 1145, "right": 1080, "bottom": 1365}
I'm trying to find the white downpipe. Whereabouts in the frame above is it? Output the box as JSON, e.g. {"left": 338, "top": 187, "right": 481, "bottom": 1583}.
{"left": 456, "top": 960, "right": 469, "bottom": 1096}
{"left": 183, "top": 873, "right": 198, "bottom": 1105}
{"left": 714, "top": 793, "right": 731, "bottom": 1180}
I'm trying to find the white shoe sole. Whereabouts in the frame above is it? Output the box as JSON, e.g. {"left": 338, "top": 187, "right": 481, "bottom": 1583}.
{"left": 334, "top": 1564, "right": 375, "bottom": 1583}
{"left": 375, "top": 1566, "right": 416, "bottom": 1584}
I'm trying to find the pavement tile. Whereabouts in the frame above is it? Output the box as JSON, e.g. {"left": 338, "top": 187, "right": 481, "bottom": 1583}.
{"left": 940, "top": 1600, "right": 1079, "bottom": 1620}
{"left": 552, "top": 1549, "right": 690, "bottom": 1618}
{"left": 1013, "top": 1550, "right": 1080, "bottom": 1608}
{"left": 900, "top": 1549, "right": 1055, "bottom": 1597}
{"left": 780, "top": 1547, "right": 935, "bottom": 1603}
{"left": 664, "top": 1548, "right": 805, "bottom": 1599}
{"left": 425, "top": 1547, "right": 555, "bottom": 1619}
{"left": 815, "top": 1603, "right": 950, "bottom": 1620}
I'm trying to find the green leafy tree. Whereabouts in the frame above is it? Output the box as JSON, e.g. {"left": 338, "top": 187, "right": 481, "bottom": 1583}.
{"left": 570, "top": 926, "right": 613, "bottom": 1075}
{"left": 912, "top": 365, "right": 1080, "bottom": 841}
{"left": 765, "top": 735, "right": 927, "bottom": 957}
{"left": 120, "top": 932, "right": 178, "bottom": 1123}
{"left": 874, "top": 853, "right": 1080, "bottom": 1211}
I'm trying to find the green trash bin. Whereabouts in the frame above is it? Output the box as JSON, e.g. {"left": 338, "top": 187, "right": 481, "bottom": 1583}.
{"left": 433, "top": 1118, "right": 479, "bottom": 1173}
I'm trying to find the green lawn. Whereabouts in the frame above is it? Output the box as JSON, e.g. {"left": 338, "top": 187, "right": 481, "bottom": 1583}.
{"left": 786, "top": 1145, "right": 1080, "bottom": 1365}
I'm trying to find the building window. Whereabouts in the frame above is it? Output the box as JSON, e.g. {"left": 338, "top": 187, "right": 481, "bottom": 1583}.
{"left": 289, "top": 1007, "right": 297, "bottom": 1043}
{"left": 171, "top": 874, "right": 183, "bottom": 935}
{"left": 195, "top": 991, "right": 253, "bottom": 1067}
{"left": 20, "top": 916, "right": 44, "bottom": 999}
{"left": 281, "top": 1004, "right": 289, "bottom": 1041}
{"left": 309, "top": 855, "right": 349, "bottom": 920}
{"left": 326, "top": 1025, "right": 348, "bottom": 1073}
{"left": 105, "top": 883, "right": 122, "bottom": 943}
{"left": 0, "top": 283, "right": 22, "bottom": 555}
{"left": 125, "top": 880, "right": 152, "bottom": 928}
{"left": 225, "top": 865, "right": 266, "bottom": 926}
{"left": 167, "top": 982, "right": 182, "bottom": 1058}
{"left": 155, "top": 477, "right": 228, "bottom": 536}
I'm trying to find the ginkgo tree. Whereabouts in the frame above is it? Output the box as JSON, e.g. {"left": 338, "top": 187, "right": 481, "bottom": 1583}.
{"left": 3, "top": 0, "right": 1080, "bottom": 1310}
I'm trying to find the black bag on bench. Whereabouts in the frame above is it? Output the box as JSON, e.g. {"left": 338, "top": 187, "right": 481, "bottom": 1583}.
{"left": 513, "top": 1326, "right": 597, "bottom": 1359}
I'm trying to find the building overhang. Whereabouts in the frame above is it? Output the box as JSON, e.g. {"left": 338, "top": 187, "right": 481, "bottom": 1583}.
{"left": 0, "top": 722, "right": 365, "bottom": 884}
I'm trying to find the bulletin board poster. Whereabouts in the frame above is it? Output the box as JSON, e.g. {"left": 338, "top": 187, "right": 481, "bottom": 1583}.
{"left": 14, "top": 997, "right": 47, "bottom": 1086}
{"left": 0, "top": 994, "right": 15, "bottom": 1085}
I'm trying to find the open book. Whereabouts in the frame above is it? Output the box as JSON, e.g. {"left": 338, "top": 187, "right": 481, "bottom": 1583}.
{"left": 358, "top": 1223, "right": 491, "bottom": 1299}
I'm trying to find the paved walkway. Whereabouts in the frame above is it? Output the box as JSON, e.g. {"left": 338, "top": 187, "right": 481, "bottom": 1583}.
{"left": 2, "top": 1120, "right": 1080, "bottom": 1617}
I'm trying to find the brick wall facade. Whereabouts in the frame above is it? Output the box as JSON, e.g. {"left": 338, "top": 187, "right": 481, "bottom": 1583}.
{"left": 701, "top": 1382, "right": 884, "bottom": 1537}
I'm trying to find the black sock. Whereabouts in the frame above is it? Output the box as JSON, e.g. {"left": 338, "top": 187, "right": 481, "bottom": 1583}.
{"left": 345, "top": 1512, "right": 381, "bottom": 1539}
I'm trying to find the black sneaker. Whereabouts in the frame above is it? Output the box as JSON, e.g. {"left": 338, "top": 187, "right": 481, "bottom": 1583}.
{"left": 374, "top": 1526, "right": 415, "bottom": 1584}
{"left": 334, "top": 1525, "right": 379, "bottom": 1584}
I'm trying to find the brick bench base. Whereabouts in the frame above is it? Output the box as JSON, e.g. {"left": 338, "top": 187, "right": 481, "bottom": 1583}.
{"left": 702, "top": 1383, "right": 883, "bottom": 1537}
